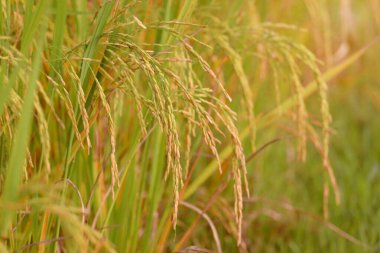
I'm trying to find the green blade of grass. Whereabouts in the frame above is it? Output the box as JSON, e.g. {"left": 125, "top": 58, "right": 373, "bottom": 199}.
{"left": 0, "top": 24, "right": 46, "bottom": 236}
{"left": 50, "top": 0, "right": 67, "bottom": 74}
{"left": 79, "top": 0, "right": 114, "bottom": 90}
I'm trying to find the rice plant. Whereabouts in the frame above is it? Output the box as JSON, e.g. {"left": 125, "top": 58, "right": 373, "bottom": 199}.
{"left": 0, "top": 0, "right": 379, "bottom": 252}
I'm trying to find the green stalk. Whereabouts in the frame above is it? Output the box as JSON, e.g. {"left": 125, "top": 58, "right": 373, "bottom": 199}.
{"left": 0, "top": 21, "right": 47, "bottom": 235}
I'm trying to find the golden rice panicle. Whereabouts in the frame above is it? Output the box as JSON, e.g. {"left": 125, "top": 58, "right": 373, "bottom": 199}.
{"left": 37, "top": 81, "right": 65, "bottom": 129}
{"left": 184, "top": 111, "right": 194, "bottom": 178}
{"left": 182, "top": 41, "right": 232, "bottom": 102}
{"left": 217, "top": 105, "right": 250, "bottom": 244}
{"left": 46, "top": 74, "right": 86, "bottom": 151}
{"left": 68, "top": 65, "right": 92, "bottom": 152}
{"left": 288, "top": 58, "right": 308, "bottom": 162}
{"left": 178, "top": 51, "right": 195, "bottom": 179}
{"left": 215, "top": 34, "right": 256, "bottom": 152}
{"left": 99, "top": 21, "right": 251, "bottom": 235}
{"left": 104, "top": 49, "right": 148, "bottom": 137}
{"left": 231, "top": 130, "right": 249, "bottom": 245}
{"left": 232, "top": 156, "right": 243, "bottom": 245}
{"left": 126, "top": 76, "right": 148, "bottom": 137}
{"left": 129, "top": 47, "right": 184, "bottom": 228}
{"left": 316, "top": 75, "right": 340, "bottom": 205}
{"left": 103, "top": 40, "right": 184, "bottom": 217}
{"left": 270, "top": 62, "right": 283, "bottom": 115}
{"left": 301, "top": 43, "right": 339, "bottom": 206}
{"left": 34, "top": 97, "right": 51, "bottom": 173}
{"left": 92, "top": 69, "right": 119, "bottom": 194}
{"left": 196, "top": 88, "right": 249, "bottom": 244}
{"left": 163, "top": 81, "right": 183, "bottom": 229}
{"left": 167, "top": 114, "right": 182, "bottom": 228}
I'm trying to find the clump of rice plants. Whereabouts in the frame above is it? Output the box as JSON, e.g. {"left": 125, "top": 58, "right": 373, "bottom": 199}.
{"left": 1, "top": 0, "right": 375, "bottom": 252}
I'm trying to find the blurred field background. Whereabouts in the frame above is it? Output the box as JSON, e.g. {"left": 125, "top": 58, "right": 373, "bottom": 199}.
{"left": 0, "top": 0, "right": 379, "bottom": 252}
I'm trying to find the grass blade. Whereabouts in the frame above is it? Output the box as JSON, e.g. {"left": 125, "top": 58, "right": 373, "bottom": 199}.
{"left": 0, "top": 24, "right": 46, "bottom": 236}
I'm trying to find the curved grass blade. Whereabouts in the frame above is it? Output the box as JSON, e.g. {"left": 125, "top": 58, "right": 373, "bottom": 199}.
{"left": 0, "top": 25, "right": 47, "bottom": 236}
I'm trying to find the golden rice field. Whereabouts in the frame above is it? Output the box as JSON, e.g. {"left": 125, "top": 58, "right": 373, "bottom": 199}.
{"left": 0, "top": 0, "right": 379, "bottom": 252}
